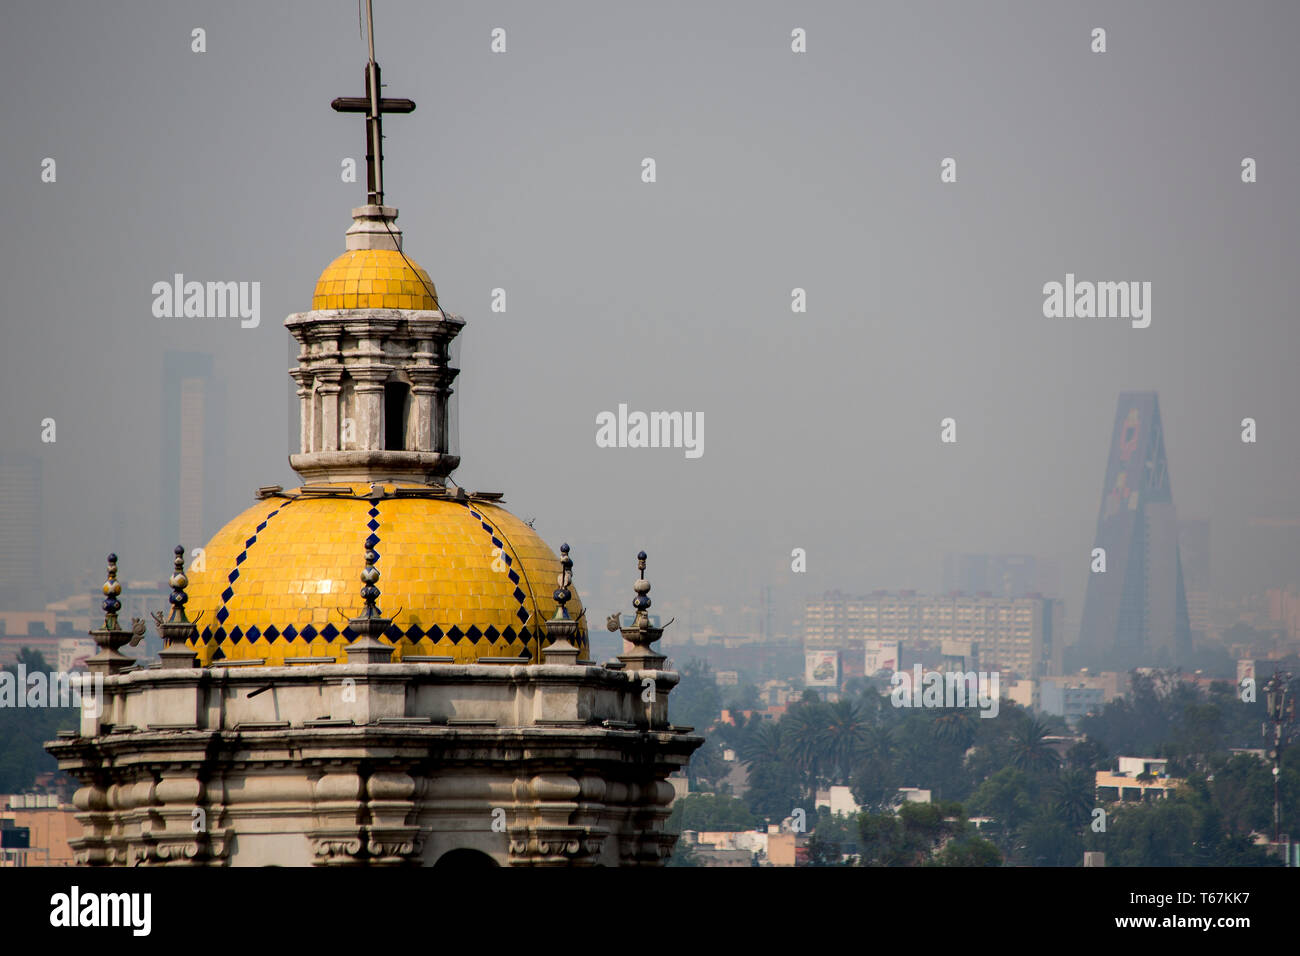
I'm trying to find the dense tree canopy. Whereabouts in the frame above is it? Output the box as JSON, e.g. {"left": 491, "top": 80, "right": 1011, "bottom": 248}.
{"left": 670, "top": 665, "right": 1295, "bottom": 866}
{"left": 0, "top": 649, "right": 78, "bottom": 792}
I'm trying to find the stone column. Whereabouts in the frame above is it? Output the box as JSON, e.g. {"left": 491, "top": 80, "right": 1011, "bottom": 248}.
{"left": 405, "top": 366, "right": 438, "bottom": 453}
{"left": 350, "top": 367, "right": 391, "bottom": 451}
{"left": 316, "top": 369, "right": 342, "bottom": 453}
{"left": 309, "top": 770, "right": 367, "bottom": 866}
{"left": 290, "top": 367, "right": 314, "bottom": 454}
{"left": 70, "top": 782, "right": 112, "bottom": 866}
{"left": 365, "top": 770, "right": 423, "bottom": 865}
{"left": 508, "top": 774, "right": 607, "bottom": 866}
{"left": 429, "top": 366, "right": 459, "bottom": 455}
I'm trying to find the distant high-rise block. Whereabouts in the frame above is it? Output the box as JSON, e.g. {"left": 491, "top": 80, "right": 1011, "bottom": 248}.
{"left": 1076, "top": 393, "right": 1191, "bottom": 670}
{"left": 942, "top": 552, "right": 1043, "bottom": 598}
{"left": 1178, "top": 519, "right": 1211, "bottom": 635}
{"left": 0, "top": 454, "right": 44, "bottom": 610}
{"left": 804, "top": 589, "right": 1061, "bottom": 678}
{"left": 161, "top": 351, "right": 226, "bottom": 557}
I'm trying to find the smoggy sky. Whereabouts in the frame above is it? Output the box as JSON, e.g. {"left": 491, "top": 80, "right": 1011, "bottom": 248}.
{"left": 2, "top": 0, "right": 1298, "bottom": 633}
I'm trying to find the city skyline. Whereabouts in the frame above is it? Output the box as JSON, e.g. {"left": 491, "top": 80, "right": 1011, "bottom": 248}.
{"left": 2, "top": 2, "right": 1298, "bottom": 637}
{"left": 0, "top": 0, "right": 1297, "bottom": 890}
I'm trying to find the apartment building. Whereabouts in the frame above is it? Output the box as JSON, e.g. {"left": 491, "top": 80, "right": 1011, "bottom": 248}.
{"left": 804, "top": 589, "right": 1062, "bottom": 679}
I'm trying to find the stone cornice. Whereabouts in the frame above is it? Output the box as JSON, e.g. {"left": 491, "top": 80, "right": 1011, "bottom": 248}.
{"left": 287, "top": 449, "right": 459, "bottom": 483}
{"left": 45, "top": 660, "right": 699, "bottom": 773}
{"left": 54, "top": 659, "right": 682, "bottom": 692}
{"left": 286, "top": 309, "right": 464, "bottom": 338}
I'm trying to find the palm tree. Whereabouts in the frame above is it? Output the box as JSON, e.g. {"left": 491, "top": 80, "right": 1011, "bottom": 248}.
{"left": 1050, "top": 768, "right": 1096, "bottom": 831}
{"left": 895, "top": 734, "right": 934, "bottom": 784}
{"left": 737, "top": 720, "right": 784, "bottom": 769}
{"left": 1008, "top": 716, "right": 1061, "bottom": 773}
{"left": 817, "top": 699, "right": 870, "bottom": 784}
{"left": 933, "top": 709, "right": 976, "bottom": 750}
{"left": 782, "top": 704, "right": 827, "bottom": 783}
{"left": 864, "top": 722, "right": 896, "bottom": 764}
{"left": 1066, "top": 738, "right": 1105, "bottom": 770}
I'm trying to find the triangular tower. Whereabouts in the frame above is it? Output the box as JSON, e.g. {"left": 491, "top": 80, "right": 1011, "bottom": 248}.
{"left": 1075, "top": 393, "right": 1192, "bottom": 670}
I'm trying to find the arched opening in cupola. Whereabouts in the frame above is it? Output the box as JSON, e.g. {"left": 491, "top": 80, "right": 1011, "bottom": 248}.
{"left": 433, "top": 848, "right": 499, "bottom": 868}
{"left": 384, "top": 379, "right": 411, "bottom": 451}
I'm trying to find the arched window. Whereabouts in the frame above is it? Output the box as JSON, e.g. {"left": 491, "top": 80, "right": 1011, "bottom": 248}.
{"left": 433, "top": 848, "right": 499, "bottom": 869}
{"left": 384, "top": 380, "right": 410, "bottom": 450}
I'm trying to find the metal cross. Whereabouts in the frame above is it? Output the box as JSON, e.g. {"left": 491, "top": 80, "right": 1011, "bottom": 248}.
{"left": 331, "top": 0, "right": 416, "bottom": 206}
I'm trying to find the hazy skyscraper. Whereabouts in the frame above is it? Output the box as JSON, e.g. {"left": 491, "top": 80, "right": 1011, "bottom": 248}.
{"left": 942, "top": 553, "right": 1042, "bottom": 597}
{"left": 0, "top": 454, "right": 44, "bottom": 610}
{"left": 1179, "top": 519, "right": 1211, "bottom": 636}
{"left": 161, "top": 352, "right": 226, "bottom": 558}
{"left": 1076, "top": 393, "right": 1191, "bottom": 670}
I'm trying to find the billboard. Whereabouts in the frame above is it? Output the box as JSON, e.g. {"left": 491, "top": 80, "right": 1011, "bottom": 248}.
{"left": 864, "top": 640, "right": 900, "bottom": 675}
{"left": 58, "top": 638, "right": 97, "bottom": 673}
{"left": 805, "top": 650, "right": 840, "bottom": 688}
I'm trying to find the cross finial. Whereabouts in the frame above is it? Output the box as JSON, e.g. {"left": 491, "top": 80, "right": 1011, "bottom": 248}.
{"left": 331, "top": 1, "right": 416, "bottom": 207}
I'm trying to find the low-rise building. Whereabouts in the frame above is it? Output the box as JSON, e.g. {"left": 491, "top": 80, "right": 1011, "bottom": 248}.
{"left": 815, "top": 785, "right": 861, "bottom": 817}
{"left": 767, "top": 831, "right": 801, "bottom": 867}
{"left": 694, "top": 830, "right": 768, "bottom": 854}
{"left": 1040, "top": 680, "right": 1104, "bottom": 720}
{"left": 1006, "top": 678, "right": 1037, "bottom": 710}
{"left": 693, "top": 846, "right": 752, "bottom": 866}
{"left": 1039, "top": 671, "right": 1124, "bottom": 719}
{"left": 0, "top": 794, "right": 78, "bottom": 866}
{"left": 1095, "top": 757, "right": 1181, "bottom": 802}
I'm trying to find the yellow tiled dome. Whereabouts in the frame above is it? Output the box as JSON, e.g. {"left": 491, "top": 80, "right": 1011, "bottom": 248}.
{"left": 186, "top": 484, "right": 585, "bottom": 666}
{"left": 312, "top": 248, "right": 438, "bottom": 311}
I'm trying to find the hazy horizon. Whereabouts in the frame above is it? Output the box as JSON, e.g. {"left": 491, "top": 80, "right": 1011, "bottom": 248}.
{"left": 3, "top": 1, "right": 1299, "bottom": 641}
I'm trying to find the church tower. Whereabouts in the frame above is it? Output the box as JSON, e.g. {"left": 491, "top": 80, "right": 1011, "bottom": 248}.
{"left": 175, "top": 36, "right": 569, "bottom": 668}
{"left": 287, "top": 203, "right": 462, "bottom": 485}
{"left": 288, "top": 16, "right": 459, "bottom": 486}
{"left": 47, "top": 6, "right": 700, "bottom": 868}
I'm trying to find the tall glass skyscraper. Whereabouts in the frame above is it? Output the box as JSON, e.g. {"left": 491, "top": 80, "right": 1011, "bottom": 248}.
{"left": 1075, "top": 393, "right": 1192, "bottom": 670}
{"left": 161, "top": 351, "right": 226, "bottom": 559}
{"left": 0, "top": 454, "right": 43, "bottom": 610}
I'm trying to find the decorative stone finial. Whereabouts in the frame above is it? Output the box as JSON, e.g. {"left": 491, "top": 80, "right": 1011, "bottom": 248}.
{"left": 632, "top": 550, "right": 651, "bottom": 626}
{"left": 615, "top": 550, "right": 667, "bottom": 669}
{"left": 346, "top": 546, "right": 395, "bottom": 663}
{"left": 554, "top": 544, "right": 573, "bottom": 614}
{"left": 154, "top": 545, "right": 199, "bottom": 668}
{"left": 361, "top": 548, "right": 382, "bottom": 616}
{"left": 102, "top": 553, "right": 122, "bottom": 631}
{"left": 88, "top": 553, "right": 144, "bottom": 675}
{"left": 543, "top": 543, "right": 581, "bottom": 665}
{"left": 168, "top": 545, "right": 190, "bottom": 623}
